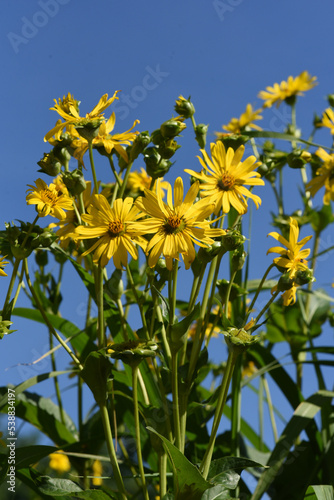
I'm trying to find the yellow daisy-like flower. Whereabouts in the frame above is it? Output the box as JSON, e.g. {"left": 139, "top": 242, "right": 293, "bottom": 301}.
{"left": 74, "top": 194, "right": 147, "bottom": 268}
{"left": 44, "top": 92, "right": 119, "bottom": 142}
{"left": 258, "top": 71, "right": 317, "bottom": 108}
{"left": 317, "top": 107, "right": 334, "bottom": 135}
{"left": 267, "top": 217, "right": 312, "bottom": 279}
{"left": 135, "top": 177, "right": 225, "bottom": 271}
{"left": 70, "top": 113, "right": 140, "bottom": 164}
{"left": 26, "top": 178, "right": 73, "bottom": 219}
{"left": 185, "top": 141, "right": 264, "bottom": 215}
{"left": 220, "top": 104, "right": 263, "bottom": 134}
{"left": 306, "top": 148, "right": 334, "bottom": 205}
{"left": 49, "top": 452, "right": 71, "bottom": 473}
{"left": 0, "top": 256, "right": 9, "bottom": 277}
{"left": 91, "top": 459, "right": 103, "bottom": 486}
{"left": 127, "top": 168, "right": 169, "bottom": 198}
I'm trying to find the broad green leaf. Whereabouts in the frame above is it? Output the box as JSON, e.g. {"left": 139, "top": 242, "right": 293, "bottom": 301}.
{"left": 33, "top": 474, "right": 83, "bottom": 495}
{"left": 169, "top": 303, "right": 201, "bottom": 352}
{"left": 208, "top": 457, "right": 265, "bottom": 488}
{"left": 248, "top": 343, "right": 302, "bottom": 410}
{"left": 251, "top": 390, "right": 334, "bottom": 500}
{"left": 14, "top": 445, "right": 58, "bottom": 469}
{"left": 15, "top": 468, "right": 69, "bottom": 500}
{"left": 201, "top": 485, "right": 232, "bottom": 499}
{"left": 0, "top": 388, "right": 78, "bottom": 445}
{"left": 309, "top": 204, "right": 334, "bottom": 233}
{"left": 147, "top": 426, "right": 212, "bottom": 500}
{"left": 0, "top": 371, "right": 72, "bottom": 409}
{"left": 80, "top": 351, "right": 112, "bottom": 406}
{"left": 304, "top": 485, "right": 334, "bottom": 499}
{"left": 13, "top": 307, "right": 96, "bottom": 360}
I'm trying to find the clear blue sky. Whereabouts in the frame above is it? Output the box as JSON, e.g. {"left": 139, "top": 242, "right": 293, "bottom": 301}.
{"left": 1, "top": 0, "right": 333, "bottom": 463}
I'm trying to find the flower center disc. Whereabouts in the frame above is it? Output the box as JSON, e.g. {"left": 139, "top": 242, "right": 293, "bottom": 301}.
{"left": 108, "top": 220, "right": 124, "bottom": 237}
{"left": 218, "top": 173, "right": 235, "bottom": 191}
{"left": 42, "top": 189, "right": 58, "bottom": 206}
{"left": 164, "top": 215, "right": 182, "bottom": 234}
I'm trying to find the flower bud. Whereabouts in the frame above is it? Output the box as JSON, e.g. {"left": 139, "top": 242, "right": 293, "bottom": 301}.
{"left": 151, "top": 129, "right": 164, "bottom": 146}
{"left": 35, "top": 249, "right": 48, "bottom": 267}
{"left": 160, "top": 119, "right": 186, "bottom": 139}
{"left": 216, "top": 133, "right": 249, "bottom": 151}
{"left": 0, "top": 317, "right": 16, "bottom": 339}
{"left": 75, "top": 118, "right": 104, "bottom": 142}
{"left": 224, "top": 326, "right": 259, "bottom": 355}
{"left": 144, "top": 147, "right": 172, "bottom": 179}
{"left": 287, "top": 150, "right": 310, "bottom": 169}
{"left": 158, "top": 139, "right": 181, "bottom": 159}
{"left": 313, "top": 113, "right": 322, "bottom": 128}
{"left": 276, "top": 272, "right": 294, "bottom": 292}
{"left": 294, "top": 268, "right": 315, "bottom": 286}
{"left": 107, "top": 340, "right": 158, "bottom": 367}
{"left": 130, "top": 131, "right": 151, "bottom": 161}
{"left": 327, "top": 94, "right": 334, "bottom": 108}
{"left": 231, "top": 247, "right": 247, "bottom": 273}
{"left": 195, "top": 123, "right": 209, "bottom": 149}
{"left": 174, "top": 95, "right": 195, "bottom": 119}
{"left": 198, "top": 241, "right": 223, "bottom": 263}
{"left": 62, "top": 169, "right": 87, "bottom": 195}
{"left": 37, "top": 152, "right": 62, "bottom": 177}
{"left": 221, "top": 229, "right": 246, "bottom": 252}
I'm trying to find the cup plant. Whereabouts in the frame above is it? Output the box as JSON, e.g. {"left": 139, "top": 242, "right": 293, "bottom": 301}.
{"left": 0, "top": 72, "right": 333, "bottom": 500}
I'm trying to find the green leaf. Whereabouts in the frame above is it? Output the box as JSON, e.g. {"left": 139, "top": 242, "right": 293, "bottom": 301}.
{"left": 241, "top": 130, "right": 331, "bottom": 150}
{"left": 201, "top": 485, "right": 232, "bottom": 499}
{"left": 33, "top": 474, "right": 83, "bottom": 496}
{"left": 13, "top": 307, "right": 96, "bottom": 360}
{"left": 0, "top": 371, "right": 73, "bottom": 409}
{"left": 80, "top": 351, "right": 112, "bottom": 406}
{"left": 309, "top": 204, "right": 334, "bottom": 233}
{"left": 251, "top": 390, "right": 334, "bottom": 500}
{"left": 169, "top": 303, "right": 201, "bottom": 352}
{"left": 304, "top": 485, "right": 334, "bottom": 499}
{"left": 208, "top": 457, "right": 265, "bottom": 488}
{"left": 0, "top": 388, "right": 77, "bottom": 445}
{"left": 147, "top": 426, "right": 213, "bottom": 500}
{"left": 15, "top": 445, "right": 59, "bottom": 469}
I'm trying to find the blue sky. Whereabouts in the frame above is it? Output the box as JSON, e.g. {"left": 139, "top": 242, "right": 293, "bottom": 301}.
{"left": 1, "top": 0, "right": 333, "bottom": 472}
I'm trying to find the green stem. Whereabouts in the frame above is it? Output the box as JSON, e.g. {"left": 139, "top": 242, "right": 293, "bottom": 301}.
{"left": 126, "top": 264, "right": 149, "bottom": 340}
{"left": 88, "top": 141, "right": 99, "bottom": 194}
{"left": 49, "top": 329, "right": 66, "bottom": 425}
{"left": 99, "top": 402, "right": 127, "bottom": 499}
{"left": 116, "top": 298, "right": 129, "bottom": 341}
{"left": 200, "top": 349, "right": 239, "bottom": 479}
{"left": 132, "top": 365, "right": 149, "bottom": 500}
{"left": 118, "top": 162, "right": 133, "bottom": 199}
{"left": 171, "top": 350, "right": 181, "bottom": 450}
{"left": 253, "top": 290, "right": 280, "bottom": 326}
{"left": 159, "top": 451, "right": 168, "bottom": 498}
{"left": 263, "top": 376, "right": 278, "bottom": 443}
{"left": 95, "top": 265, "right": 105, "bottom": 348}
{"left": 23, "top": 259, "right": 83, "bottom": 370}
{"left": 243, "top": 263, "right": 276, "bottom": 327}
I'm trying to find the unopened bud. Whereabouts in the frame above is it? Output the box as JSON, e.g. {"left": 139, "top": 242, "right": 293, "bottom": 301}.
{"left": 160, "top": 119, "right": 186, "bottom": 139}
{"left": 174, "top": 95, "right": 195, "bottom": 119}
{"left": 130, "top": 131, "right": 151, "bottom": 161}
{"left": 37, "top": 152, "right": 62, "bottom": 177}
{"left": 195, "top": 123, "right": 208, "bottom": 149}
{"left": 294, "top": 268, "right": 315, "bottom": 286}
{"left": 62, "top": 169, "right": 87, "bottom": 195}
{"left": 221, "top": 230, "right": 246, "bottom": 252}
{"left": 231, "top": 247, "right": 247, "bottom": 273}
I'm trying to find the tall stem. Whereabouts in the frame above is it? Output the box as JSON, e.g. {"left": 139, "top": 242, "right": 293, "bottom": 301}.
{"left": 200, "top": 349, "right": 239, "bottom": 479}
{"left": 99, "top": 402, "right": 127, "bottom": 499}
{"left": 132, "top": 365, "right": 149, "bottom": 500}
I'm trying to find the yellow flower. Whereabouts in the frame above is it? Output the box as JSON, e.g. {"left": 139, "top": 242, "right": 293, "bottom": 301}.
{"left": 74, "top": 194, "right": 147, "bottom": 268}
{"left": 44, "top": 92, "right": 119, "bottom": 142}
{"left": 26, "top": 178, "right": 73, "bottom": 219}
{"left": 0, "top": 256, "right": 9, "bottom": 277}
{"left": 91, "top": 459, "right": 103, "bottom": 486}
{"left": 127, "top": 168, "right": 169, "bottom": 198}
{"left": 267, "top": 217, "right": 312, "bottom": 279}
{"left": 49, "top": 452, "right": 71, "bottom": 473}
{"left": 70, "top": 113, "right": 140, "bottom": 164}
{"left": 258, "top": 71, "right": 317, "bottom": 108}
{"left": 185, "top": 141, "right": 264, "bottom": 215}
{"left": 317, "top": 107, "right": 334, "bottom": 135}
{"left": 306, "top": 148, "right": 334, "bottom": 205}
{"left": 135, "top": 177, "right": 225, "bottom": 271}
{"left": 50, "top": 181, "right": 95, "bottom": 247}
{"left": 220, "top": 104, "right": 263, "bottom": 134}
